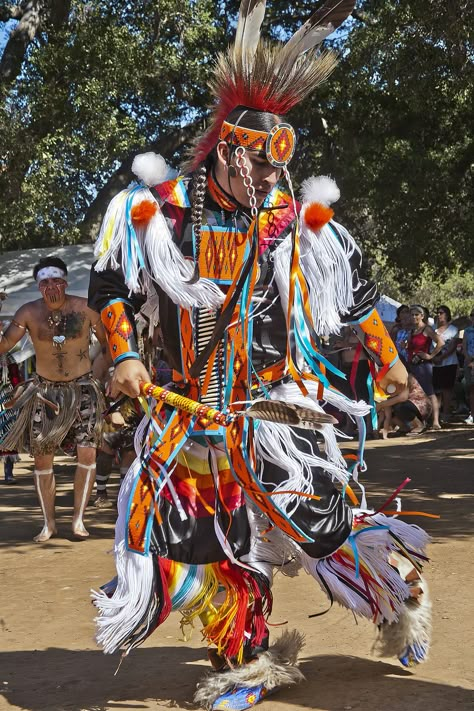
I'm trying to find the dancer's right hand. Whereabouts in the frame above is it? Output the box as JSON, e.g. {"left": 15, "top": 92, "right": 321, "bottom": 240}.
{"left": 110, "top": 359, "right": 151, "bottom": 398}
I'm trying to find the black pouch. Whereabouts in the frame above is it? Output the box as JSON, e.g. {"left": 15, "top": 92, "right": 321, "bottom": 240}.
{"left": 261, "top": 428, "right": 352, "bottom": 559}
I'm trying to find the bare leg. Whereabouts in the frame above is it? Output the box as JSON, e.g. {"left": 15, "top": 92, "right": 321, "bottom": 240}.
{"left": 72, "top": 446, "right": 96, "bottom": 538}
{"left": 379, "top": 405, "right": 393, "bottom": 439}
{"left": 408, "top": 416, "right": 425, "bottom": 434}
{"left": 430, "top": 393, "right": 441, "bottom": 429}
{"left": 33, "top": 453, "right": 57, "bottom": 542}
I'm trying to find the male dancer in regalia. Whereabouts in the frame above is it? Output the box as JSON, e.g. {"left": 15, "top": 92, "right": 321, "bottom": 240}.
{"left": 89, "top": 2, "right": 432, "bottom": 708}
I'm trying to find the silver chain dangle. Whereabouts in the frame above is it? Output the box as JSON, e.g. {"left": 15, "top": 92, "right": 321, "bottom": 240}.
{"left": 235, "top": 146, "right": 257, "bottom": 218}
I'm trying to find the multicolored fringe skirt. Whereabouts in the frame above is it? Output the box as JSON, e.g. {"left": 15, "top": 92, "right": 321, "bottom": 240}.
{"left": 94, "top": 429, "right": 431, "bottom": 668}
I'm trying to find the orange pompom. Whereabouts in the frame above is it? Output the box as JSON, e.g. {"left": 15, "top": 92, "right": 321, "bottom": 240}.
{"left": 303, "top": 202, "right": 334, "bottom": 232}
{"left": 131, "top": 200, "right": 158, "bottom": 226}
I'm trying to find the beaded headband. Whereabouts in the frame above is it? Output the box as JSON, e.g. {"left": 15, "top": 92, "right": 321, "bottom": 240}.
{"left": 219, "top": 120, "right": 296, "bottom": 167}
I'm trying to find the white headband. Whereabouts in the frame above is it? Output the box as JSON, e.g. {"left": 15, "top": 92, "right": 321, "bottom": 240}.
{"left": 36, "top": 266, "right": 67, "bottom": 284}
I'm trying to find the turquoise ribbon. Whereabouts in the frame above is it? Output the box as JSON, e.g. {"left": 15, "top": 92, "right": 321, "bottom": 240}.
{"left": 348, "top": 524, "right": 390, "bottom": 578}
{"left": 124, "top": 186, "right": 146, "bottom": 284}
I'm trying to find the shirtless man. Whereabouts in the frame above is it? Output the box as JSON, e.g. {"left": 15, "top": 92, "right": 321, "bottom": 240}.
{"left": 0, "top": 257, "right": 106, "bottom": 541}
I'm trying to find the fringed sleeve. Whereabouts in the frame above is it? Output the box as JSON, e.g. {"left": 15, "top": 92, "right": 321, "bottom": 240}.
{"left": 92, "top": 183, "right": 224, "bottom": 311}
{"left": 273, "top": 194, "right": 378, "bottom": 338}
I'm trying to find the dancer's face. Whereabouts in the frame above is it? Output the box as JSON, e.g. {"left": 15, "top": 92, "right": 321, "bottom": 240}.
{"left": 216, "top": 142, "right": 282, "bottom": 208}
{"left": 39, "top": 278, "right": 67, "bottom": 308}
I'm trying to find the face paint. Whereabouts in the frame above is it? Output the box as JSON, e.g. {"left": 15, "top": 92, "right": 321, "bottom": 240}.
{"left": 39, "top": 278, "right": 67, "bottom": 306}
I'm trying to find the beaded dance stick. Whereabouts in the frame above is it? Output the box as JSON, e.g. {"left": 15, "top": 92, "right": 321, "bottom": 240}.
{"left": 140, "top": 382, "right": 230, "bottom": 426}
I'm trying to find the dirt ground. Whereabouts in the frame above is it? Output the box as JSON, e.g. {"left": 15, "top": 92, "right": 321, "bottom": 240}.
{"left": 1, "top": 427, "right": 473, "bottom": 711}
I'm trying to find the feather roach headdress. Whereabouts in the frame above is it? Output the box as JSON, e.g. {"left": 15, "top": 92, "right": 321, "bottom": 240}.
{"left": 191, "top": 0, "right": 356, "bottom": 169}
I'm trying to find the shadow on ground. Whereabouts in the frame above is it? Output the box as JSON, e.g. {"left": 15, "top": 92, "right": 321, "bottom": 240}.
{"left": 1, "top": 430, "right": 473, "bottom": 547}
{"left": 0, "top": 647, "right": 472, "bottom": 711}
{"left": 356, "top": 430, "right": 474, "bottom": 540}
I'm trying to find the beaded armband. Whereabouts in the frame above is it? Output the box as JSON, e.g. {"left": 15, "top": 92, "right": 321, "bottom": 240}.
{"left": 101, "top": 299, "right": 139, "bottom": 365}
{"left": 350, "top": 308, "right": 399, "bottom": 371}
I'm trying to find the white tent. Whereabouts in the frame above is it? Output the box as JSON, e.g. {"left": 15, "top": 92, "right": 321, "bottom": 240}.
{"left": 0, "top": 244, "right": 95, "bottom": 318}
{"left": 376, "top": 294, "right": 401, "bottom": 323}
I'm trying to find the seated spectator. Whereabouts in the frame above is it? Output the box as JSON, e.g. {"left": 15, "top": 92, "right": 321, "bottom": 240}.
{"left": 377, "top": 374, "right": 432, "bottom": 436}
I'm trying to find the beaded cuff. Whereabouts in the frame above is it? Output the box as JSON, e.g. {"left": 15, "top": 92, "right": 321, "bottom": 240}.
{"left": 101, "top": 299, "right": 139, "bottom": 365}
{"left": 350, "top": 308, "right": 398, "bottom": 369}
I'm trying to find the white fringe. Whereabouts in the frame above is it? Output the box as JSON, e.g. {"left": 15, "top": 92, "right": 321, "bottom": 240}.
{"left": 259, "top": 380, "right": 368, "bottom": 470}
{"left": 93, "top": 540, "right": 155, "bottom": 654}
{"left": 141, "top": 204, "right": 224, "bottom": 309}
{"left": 372, "top": 513, "right": 431, "bottom": 553}
{"left": 301, "top": 531, "right": 410, "bottom": 624}
{"left": 252, "top": 377, "right": 373, "bottom": 519}
{"left": 92, "top": 457, "right": 155, "bottom": 654}
{"left": 299, "top": 510, "right": 431, "bottom": 628}
{"left": 255, "top": 419, "right": 348, "bottom": 519}
{"left": 241, "top": 504, "right": 300, "bottom": 579}
{"left": 273, "top": 214, "right": 358, "bottom": 337}
{"left": 94, "top": 185, "right": 224, "bottom": 310}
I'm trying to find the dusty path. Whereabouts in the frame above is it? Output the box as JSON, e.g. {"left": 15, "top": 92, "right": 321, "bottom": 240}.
{"left": 1, "top": 428, "right": 473, "bottom": 711}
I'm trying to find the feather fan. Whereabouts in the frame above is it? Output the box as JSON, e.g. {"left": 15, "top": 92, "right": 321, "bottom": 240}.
{"left": 243, "top": 399, "right": 338, "bottom": 430}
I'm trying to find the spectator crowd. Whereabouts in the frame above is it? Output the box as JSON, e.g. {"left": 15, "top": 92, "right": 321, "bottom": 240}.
{"left": 328, "top": 303, "right": 474, "bottom": 439}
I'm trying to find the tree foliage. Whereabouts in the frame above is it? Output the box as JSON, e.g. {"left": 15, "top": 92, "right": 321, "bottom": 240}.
{"left": 292, "top": 0, "right": 474, "bottom": 284}
{"left": 371, "top": 256, "right": 474, "bottom": 319}
{"left": 0, "top": 0, "right": 472, "bottom": 295}
{"left": 0, "top": 0, "right": 226, "bottom": 247}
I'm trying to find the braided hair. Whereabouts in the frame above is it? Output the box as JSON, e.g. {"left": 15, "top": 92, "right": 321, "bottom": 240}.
{"left": 190, "top": 162, "right": 208, "bottom": 280}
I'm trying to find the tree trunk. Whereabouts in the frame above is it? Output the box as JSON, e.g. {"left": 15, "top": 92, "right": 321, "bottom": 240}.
{"left": 0, "top": 0, "right": 44, "bottom": 88}
{"left": 79, "top": 119, "right": 206, "bottom": 242}
{"left": 0, "top": 0, "right": 71, "bottom": 90}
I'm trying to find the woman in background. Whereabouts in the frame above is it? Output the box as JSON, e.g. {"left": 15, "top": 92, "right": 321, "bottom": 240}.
{"left": 408, "top": 305, "right": 444, "bottom": 430}
{"left": 390, "top": 304, "right": 411, "bottom": 365}
{"left": 432, "top": 306, "right": 459, "bottom": 422}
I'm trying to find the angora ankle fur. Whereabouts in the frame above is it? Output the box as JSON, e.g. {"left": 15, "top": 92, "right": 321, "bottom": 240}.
{"left": 374, "top": 554, "right": 432, "bottom": 661}
{"left": 194, "top": 629, "right": 305, "bottom": 709}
